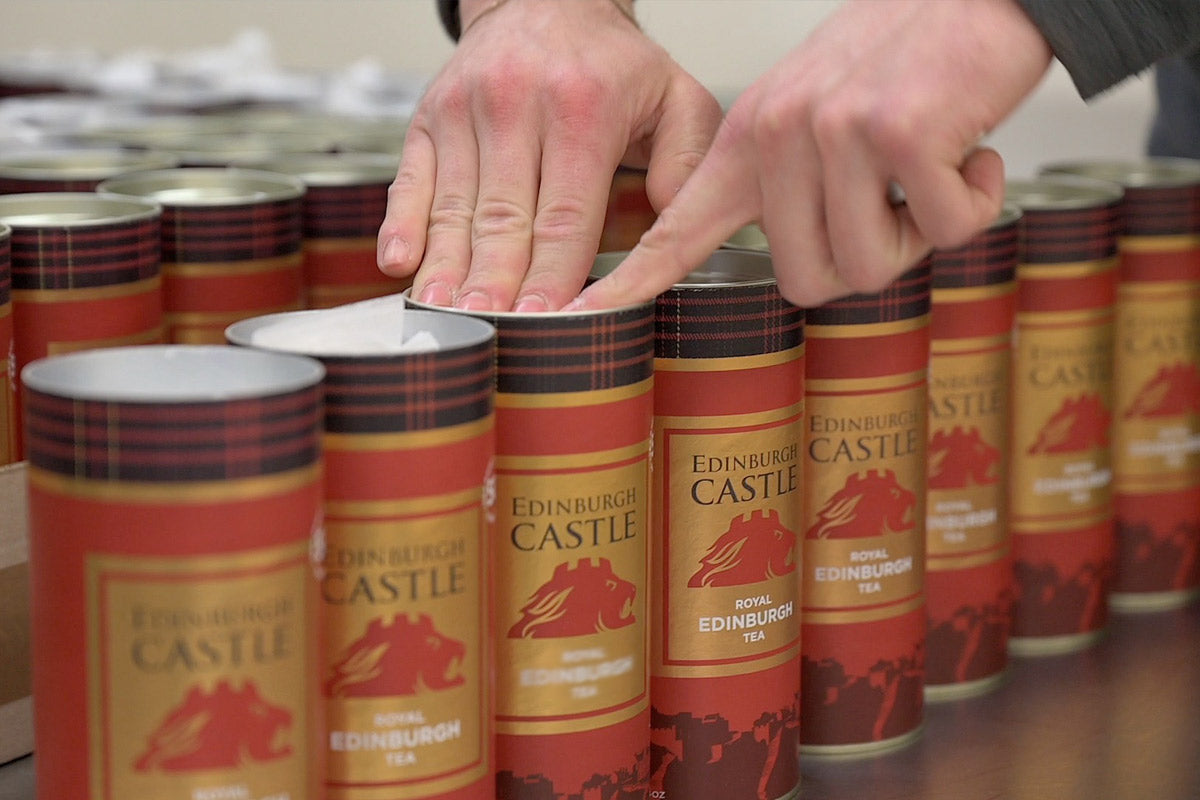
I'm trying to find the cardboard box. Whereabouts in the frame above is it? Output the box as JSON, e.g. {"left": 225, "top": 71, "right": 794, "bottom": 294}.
{"left": 0, "top": 461, "right": 32, "bottom": 765}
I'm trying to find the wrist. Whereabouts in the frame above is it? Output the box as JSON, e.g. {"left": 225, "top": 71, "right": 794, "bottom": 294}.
{"left": 455, "top": 0, "right": 638, "bottom": 39}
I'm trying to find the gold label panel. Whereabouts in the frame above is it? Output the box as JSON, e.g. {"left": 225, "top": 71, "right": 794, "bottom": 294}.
{"left": 1010, "top": 318, "right": 1114, "bottom": 526}
{"left": 88, "top": 543, "right": 313, "bottom": 800}
{"left": 495, "top": 459, "right": 649, "bottom": 728}
{"left": 803, "top": 384, "right": 927, "bottom": 610}
{"left": 321, "top": 502, "right": 489, "bottom": 795}
{"left": 657, "top": 416, "right": 803, "bottom": 670}
{"left": 1112, "top": 282, "right": 1200, "bottom": 489}
{"left": 926, "top": 346, "right": 1009, "bottom": 560}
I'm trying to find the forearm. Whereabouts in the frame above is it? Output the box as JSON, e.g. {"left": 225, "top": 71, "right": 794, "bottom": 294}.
{"left": 1017, "top": 0, "right": 1200, "bottom": 98}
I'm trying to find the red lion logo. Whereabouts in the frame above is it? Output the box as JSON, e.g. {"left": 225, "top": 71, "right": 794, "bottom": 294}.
{"left": 1028, "top": 393, "right": 1111, "bottom": 454}
{"left": 927, "top": 426, "right": 1001, "bottom": 489}
{"left": 326, "top": 613, "right": 466, "bottom": 697}
{"left": 688, "top": 509, "right": 797, "bottom": 587}
{"left": 1124, "top": 362, "right": 1200, "bottom": 418}
{"left": 133, "top": 680, "right": 292, "bottom": 772}
{"left": 805, "top": 470, "right": 916, "bottom": 540}
{"left": 508, "top": 558, "right": 636, "bottom": 639}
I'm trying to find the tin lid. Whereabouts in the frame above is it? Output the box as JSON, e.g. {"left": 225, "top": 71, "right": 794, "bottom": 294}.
{"left": 241, "top": 151, "right": 400, "bottom": 187}
{"left": 97, "top": 167, "right": 306, "bottom": 207}
{"left": 591, "top": 246, "right": 775, "bottom": 289}
{"left": 0, "top": 222, "right": 9, "bottom": 239}
{"left": 72, "top": 114, "right": 244, "bottom": 147}
{"left": 1039, "top": 157, "right": 1200, "bottom": 189}
{"left": 21, "top": 344, "right": 325, "bottom": 403}
{"left": 1005, "top": 175, "right": 1124, "bottom": 210}
{"left": 0, "top": 147, "right": 180, "bottom": 181}
{"left": 0, "top": 191, "right": 161, "bottom": 227}
{"left": 146, "top": 130, "right": 337, "bottom": 166}
{"left": 226, "top": 303, "right": 495, "bottom": 357}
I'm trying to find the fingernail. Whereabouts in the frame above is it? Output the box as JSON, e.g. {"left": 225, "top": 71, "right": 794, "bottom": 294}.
{"left": 417, "top": 282, "right": 452, "bottom": 306}
{"left": 380, "top": 237, "right": 409, "bottom": 269}
{"left": 561, "top": 294, "right": 588, "bottom": 312}
{"left": 513, "top": 295, "right": 548, "bottom": 313}
{"left": 455, "top": 291, "right": 494, "bottom": 311}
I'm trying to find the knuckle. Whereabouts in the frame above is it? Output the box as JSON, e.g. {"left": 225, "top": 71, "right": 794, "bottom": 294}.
{"left": 427, "top": 191, "right": 475, "bottom": 233}
{"left": 472, "top": 196, "right": 534, "bottom": 241}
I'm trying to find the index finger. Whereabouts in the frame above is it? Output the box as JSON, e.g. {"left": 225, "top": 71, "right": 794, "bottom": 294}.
{"left": 567, "top": 131, "right": 758, "bottom": 311}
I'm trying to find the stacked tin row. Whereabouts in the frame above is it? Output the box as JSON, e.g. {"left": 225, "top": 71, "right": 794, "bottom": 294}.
{"left": 20, "top": 156, "right": 1200, "bottom": 800}
{"left": 0, "top": 150, "right": 412, "bottom": 466}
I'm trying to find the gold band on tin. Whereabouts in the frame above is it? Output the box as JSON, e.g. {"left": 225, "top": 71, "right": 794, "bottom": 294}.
{"left": 805, "top": 369, "right": 928, "bottom": 395}
{"left": 929, "top": 332, "right": 1012, "bottom": 356}
{"left": 1017, "top": 255, "right": 1119, "bottom": 280}
{"left": 806, "top": 314, "right": 929, "bottom": 340}
{"left": 1016, "top": 307, "right": 1114, "bottom": 327}
{"left": 655, "top": 402, "right": 802, "bottom": 430}
{"left": 496, "top": 377, "right": 653, "bottom": 409}
{"left": 1119, "top": 234, "right": 1200, "bottom": 253}
{"left": 46, "top": 326, "right": 163, "bottom": 356}
{"left": 324, "top": 486, "right": 483, "bottom": 519}
{"left": 802, "top": 594, "right": 925, "bottom": 626}
{"left": 1010, "top": 506, "right": 1114, "bottom": 534}
{"left": 653, "top": 348, "right": 803, "bottom": 373}
{"left": 652, "top": 644, "right": 801, "bottom": 681}
{"left": 494, "top": 695, "right": 648, "bottom": 737}
{"left": 926, "top": 545, "right": 1010, "bottom": 572}
{"left": 29, "top": 462, "right": 321, "bottom": 504}
{"left": 323, "top": 416, "right": 493, "bottom": 452}
{"left": 12, "top": 274, "right": 162, "bottom": 303}
{"left": 167, "top": 302, "right": 304, "bottom": 329}
{"left": 929, "top": 284, "right": 1016, "bottom": 303}
{"left": 496, "top": 439, "right": 649, "bottom": 471}
{"left": 165, "top": 252, "right": 302, "bottom": 278}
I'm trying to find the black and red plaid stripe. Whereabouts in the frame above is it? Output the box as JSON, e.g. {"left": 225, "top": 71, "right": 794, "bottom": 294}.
{"left": 931, "top": 213, "right": 1019, "bottom": 290}
{"left": 301, "top": 183, "right": 389, "bottom": 239}
{"left": 8, "top": 215, "right": 160, "bottom": 291}
{"left": 161, "top": 198, "right": 302, "bottom": 263}
{"left": 321, "top": 338, "right": 494, "bottom": 434}
{"left": 24, "top": 385, "right": 321, "bottom": 482}
{"left": 805, "top": 261, "right": 931, "bottom": 326}
{"left": 485, "top": 304, "right": 654, "bottom": 394}
{"left": 1019, "top": 203, "right": 1121, "bottom": 264}
{"left": 1121, "top": 184, "right": 1200, "bottom": 236}
{"left": 655, "top": 281, "right": 803, "bottom": 359}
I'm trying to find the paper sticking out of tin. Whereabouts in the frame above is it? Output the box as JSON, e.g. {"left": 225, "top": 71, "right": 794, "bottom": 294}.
{"left": 234, "top": 293, "right": 440, "bottom": 355}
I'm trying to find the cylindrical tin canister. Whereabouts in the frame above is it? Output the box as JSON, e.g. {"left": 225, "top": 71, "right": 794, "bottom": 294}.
{"left": 1005, "top": 176, "right": 1121, "bottom": 654}
{"left": 245, "top": 153, "right": 409, "bottom": 309}
{"left": 800, "top": 263, "right": 930, "bottom": 755}
{"left": 98, "top": 167, "right": 305, "bottom": 344}
{"left": 599, "top": 168, "right": 657, "bottom": 253}
{"left": 150, "top": 132, "right": 337, "bottom": 168}
{"left": 0, "top": 223, "right": 13, "bottom": 465}
{"left": 0, "top": 148, "right": 179, "bottom": 193}
{"left": 0, "top": 192, "right": 164, "bottom": 459}
{"left": 407, "top": 296, "right": 655, "bottom": 800}
{"left": 227, "top": 300, "right": 497, "bottom": 800}
{"left": 593, "top": 247, "right": 803, "bottom": 800}
{"left": 1041, "top": 159, "right": 1200, "bottom": 612}
{"left": 924, "top": 206, "right": 1020, "bottom": 699}
{"left": 23, "top": 344, "right": 326, "bottom": 800}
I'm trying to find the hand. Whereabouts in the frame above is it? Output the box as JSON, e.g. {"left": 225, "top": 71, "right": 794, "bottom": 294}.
{"left": 571, "top": 0, "right": 1053, "bottom": 310}
{"left": 377, "top": 0, "right": 723, "bottom": 312}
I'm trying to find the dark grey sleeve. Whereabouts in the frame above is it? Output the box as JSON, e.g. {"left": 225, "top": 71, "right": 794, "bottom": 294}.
{"left": 1017, "top": 0, "right": 1200, "bottom": 98}
{"left": 437, "top": 0, "right": 462, "bottom": 40}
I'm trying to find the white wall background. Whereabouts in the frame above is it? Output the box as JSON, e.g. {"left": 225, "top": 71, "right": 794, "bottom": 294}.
{"left": 0, "top": 0, "right": 1158, "bottom": 178}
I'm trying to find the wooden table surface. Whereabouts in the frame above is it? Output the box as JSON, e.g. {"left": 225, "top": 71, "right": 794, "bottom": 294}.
{"left": 3, "top": 602, "right": 1198, "bottom": 800}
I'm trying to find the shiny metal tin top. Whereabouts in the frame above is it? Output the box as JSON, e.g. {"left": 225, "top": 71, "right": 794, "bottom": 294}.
{"left": 0, "top": 148, "right": 180, "bottom": 181}
{"left": 1040, "top": 157, "right": 1200, "bottom": 189}
{"left": 1005, "top": 174, "right": 1125, "bottom": 210}
{"left": 591, "top": 246, "right": 775, "bottom": 289}
{"left": 226, "top": 306, "right": 495, "bottom": 357}
{"left": 721, "top": 223, "right": 770, "bottom": 253}
{"left": 242, "top": 152, "right": 400, "bottom": 187}
{"left": 0, "top": 191, "right": 161, "bottom": 227}
{"left": 97, "top": 167, "right": 306, "bottom": 207}
{"left": 21, "top": 344, "right": 325, "bottom": 403}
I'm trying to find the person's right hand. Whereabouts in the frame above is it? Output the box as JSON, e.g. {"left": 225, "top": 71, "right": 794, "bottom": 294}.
{"left": 571, "top": 0, "right": 1053, "bottom": 311}
{"left": 377, "top": 0, "right": 723, "bottom": 312}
